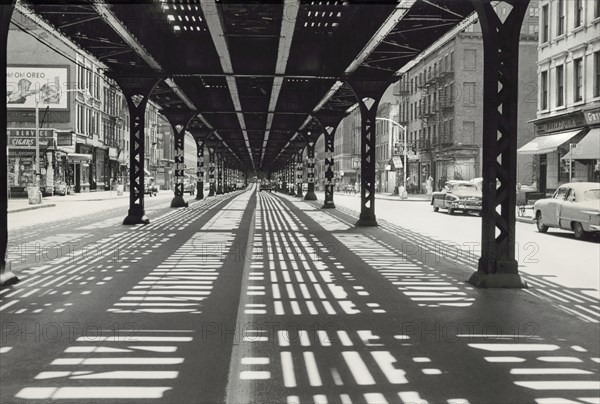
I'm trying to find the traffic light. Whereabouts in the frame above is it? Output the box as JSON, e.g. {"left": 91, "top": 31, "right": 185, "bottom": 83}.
{"left": 393, "top": 142, "right": 400, "bottom": 155}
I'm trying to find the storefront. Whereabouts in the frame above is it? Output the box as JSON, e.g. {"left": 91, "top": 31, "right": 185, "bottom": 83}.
{"left": 75, "top": 143, "right": 93, "bottom": 192}
{"left": 7, "top": 128, "right": 55, "bottom": 197}
{"left": 560, "top": 106, "right": 600, "bottom": 183}
{"left": 523, "top": 110, "right": 591, "bottom": 193}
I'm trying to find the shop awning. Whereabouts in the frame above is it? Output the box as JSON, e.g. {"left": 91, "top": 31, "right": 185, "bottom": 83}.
{"left": 66, "top": 153, "right": 92, "bottom": 162}
{"left": 517, "top": 129, "right": 582, "bottom": 155}
{"left": 561, "top": 128, "right": 600, "bottom": 160}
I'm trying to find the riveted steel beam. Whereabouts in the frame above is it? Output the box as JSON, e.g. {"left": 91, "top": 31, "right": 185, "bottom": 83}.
{"left": 468, "top": 0, "right": 529, "bottom": 289}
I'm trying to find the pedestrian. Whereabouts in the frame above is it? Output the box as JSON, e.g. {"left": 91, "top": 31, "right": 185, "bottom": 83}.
{"left": 426, "top": 176, "right": 433, "bottom": 195}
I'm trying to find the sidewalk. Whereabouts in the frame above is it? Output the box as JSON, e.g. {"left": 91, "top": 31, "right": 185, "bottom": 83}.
{"left": 7, "top": 190, "right": 130, "bottom": 214}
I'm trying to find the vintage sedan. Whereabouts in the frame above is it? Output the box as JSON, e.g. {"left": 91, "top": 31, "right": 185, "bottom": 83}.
{"left": 534, "top": 182, "right": 600, "bottom": 239}
{"left": 431, "top": 180, "right": 482, "bottom": 215}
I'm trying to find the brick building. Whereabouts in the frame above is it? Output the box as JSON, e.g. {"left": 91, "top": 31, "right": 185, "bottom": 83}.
{"left": 394, "top": 3, "right": 539, "bottom": 192}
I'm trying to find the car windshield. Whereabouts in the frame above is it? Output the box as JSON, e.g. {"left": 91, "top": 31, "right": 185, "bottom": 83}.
{"left": 452, "top": 184, "right": 477, "bottom": 191}
{"left": 583, "top": 189, "right": 600, "bottom": 200}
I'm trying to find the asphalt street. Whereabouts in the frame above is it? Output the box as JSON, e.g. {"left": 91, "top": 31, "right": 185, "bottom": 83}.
{"left": 1, "top": 185, "right": 599, "bottom": 404}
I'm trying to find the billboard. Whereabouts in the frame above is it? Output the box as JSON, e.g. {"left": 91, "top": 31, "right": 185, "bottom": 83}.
{"left": 6, "top": 66, "right": 69, "bottom": 110}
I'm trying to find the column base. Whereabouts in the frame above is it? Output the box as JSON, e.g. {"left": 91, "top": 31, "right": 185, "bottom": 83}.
{"left": 321, "top": 201, "right": 335, "bottom": 209}
{"left": 216, "top": 190, "right": 223, "bottom": 195}
{"left": 355, "top": 212, "right": 377, "bottom": 227}
{"left": 0, "top": 262, "right": 20, "bottom": 288}
{"left": 171, "top": 195, "right": 188, "bottom": 208}
{"left": 304, "top": 192, "right": 317, "bottom": 201}
{"left": 195, "top": 194, "right": 204, "bottom": 200}
{"left": 468, "top": 270, "right": 528, "bottom": 289}
{"left": 297, "top": 192, "right": 304, "bottom": 198}
{"left": 123, "top": 213, "right": 150, "bottom": 225}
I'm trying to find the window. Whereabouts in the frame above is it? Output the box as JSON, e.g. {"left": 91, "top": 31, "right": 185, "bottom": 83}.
{"left": 450, "top": 51, "right": 454, "bottom": 71}
{"left": 444, "top": 54, "right": 449, "bottom": 72}
{"left": 463, "top": 82, "right": 476, "bottom": 106}
{"left": 464, "top": 49, "right": 476, "bottom": 70}
{"left": 574, "top": 58, "right": 583, "bottom": 102}
{"left": 575, "top": 0, "right": 583, "bottom": 27}
{"left": 542, "top": 5, "right": 549, "bottom": 42}
{"left": 557, "top": 0, "right": 564, "bottom": 36}
{"left": 596, "top": 0, "right": 600, "bottom": 18}
{"left": 541, "top": 70, "right": 548, "bottom": 110}
{"left": 463, "top": 121, "right": 475, "bottom": 144}
{"left": 556, "top": 65, "right": 564, "bottom": 107}
{"left": 595, "top": 51, "right": 600, "bottom": 98}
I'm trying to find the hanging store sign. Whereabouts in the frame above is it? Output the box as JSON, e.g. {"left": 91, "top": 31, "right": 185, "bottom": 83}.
{"left": 6, "top": 66, "right": 69, "bottom": 110}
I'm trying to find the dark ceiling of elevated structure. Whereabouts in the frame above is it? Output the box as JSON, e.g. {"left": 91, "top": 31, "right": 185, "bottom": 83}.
{"left": 21, "top": 0, "right": 475, "bottom": 171}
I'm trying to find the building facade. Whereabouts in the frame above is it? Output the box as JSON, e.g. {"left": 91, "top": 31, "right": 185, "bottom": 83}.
{"left": 395, "top": 3, "right": 539, "bottom": 192}
{"left": 6, "top": 7, "right": 174, "bottom": 195}
{"left": 522, "top": 0, "right": 600, "bottom": 192}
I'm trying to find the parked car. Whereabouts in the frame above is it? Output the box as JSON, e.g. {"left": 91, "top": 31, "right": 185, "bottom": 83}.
{"left": 183, "top": 174, "right": 196, "bottom": 195}
{"left": 431, "top": 180, "right": 482, "bottom": 215}
{"left": 534, "top": 182, "right": 600, "bottom": 240}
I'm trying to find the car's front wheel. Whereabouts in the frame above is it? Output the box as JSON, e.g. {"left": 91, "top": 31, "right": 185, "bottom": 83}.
{"left": 448, "top": 207, "right": 454, "bottom": 215}
{"left": 573, "top": 222, "right": 588, "bottom": 240}
{"left": 536, "top": 211, "right": 548, "bottom": 233}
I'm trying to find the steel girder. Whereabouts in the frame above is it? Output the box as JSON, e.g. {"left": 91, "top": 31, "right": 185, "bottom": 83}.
{"left": 195, "top": 138, "right": 205, "bottom": 200}
{"left": 314, "top": 111, "right": 346, "bottom": 209}
{"left": 346, "top": 79, "right": 392, "bottom": 227}
{"left": 288, "top": 154, "right": 297, "bottom": 196}
{"left": 216, "top": 146, "right": 224, "bottom": 195}
{"left": 163, "top": 110, "right": 197, "bottom": 208}
{"left": 111, "top": 76, "right": 161, "bottom": 225}
{"left": 0, "top": 1, "right": 17, "bottom": 285}
{"left": 208, "top": 145, "right": 216, "bottom": 197}
{"left": 301, "top": 131, "right": 318, "bottom": 201}
{"left": 296, "top": 148, "right": 304, "bottom": 198}
{"left": 468, "top": 0, "right": 529, "bottom": 289}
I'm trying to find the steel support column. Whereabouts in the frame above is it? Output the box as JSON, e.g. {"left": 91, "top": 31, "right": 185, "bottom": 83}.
{"left": 288, "top": 154, "right": 297, "bottom": 195}
{"left": 112, "top": 76, "right": 161, "bottom": 225}
{"left": 208, "top": 146, "right": 216, "bottom": 196}
{"left": 303, "top": 132, "right": 318, "bottom": 201}
{"left": 216, "top": 149, "right": 223, "bottom": 195}
{"left": 195, "top": 139, "right": 205, "bottom": 200}
{"left": 347, "top": 79, "right": 391, "bottom": 226}
{"left": 314, "top": 111, "right": 345, "bottom": 209}
{"left": 282, "top": 167, "right": 287, "bottom": 193}
{"left": 468, "top": 0, "right": 529, "bottom": 288}
{"left": 296, "top": 148, "right": 304, "bottom": 198}
{"left": 164, "top": 111, "right": 196, "bottom": 208}
{"left": 1, "top": 1, "right": 17, "bottom": 287}
{"left": 224, "top": 159, "right": 229, "bottom": 193}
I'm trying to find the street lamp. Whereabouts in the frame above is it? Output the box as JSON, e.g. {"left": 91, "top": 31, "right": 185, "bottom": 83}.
{"left": 32, "top": 87, "right": 92, "bottom": 204}
{"left": 376, "top": 117, "right": 407, "bottom": 195}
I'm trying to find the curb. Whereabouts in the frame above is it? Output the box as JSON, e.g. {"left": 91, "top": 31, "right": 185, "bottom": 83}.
{"left": 516, "top": 216, "right": 535, "bottom": 224}
{"left": 8, "top": 203, "right": 56, "bottom": 214}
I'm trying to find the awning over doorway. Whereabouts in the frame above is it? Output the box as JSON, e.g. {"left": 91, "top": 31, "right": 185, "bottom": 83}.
{"left": 561, "top": 128, "right": 600, "bottom": 160}
{"left": 517, "top": 129, "right": 583, "bottom": 155}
